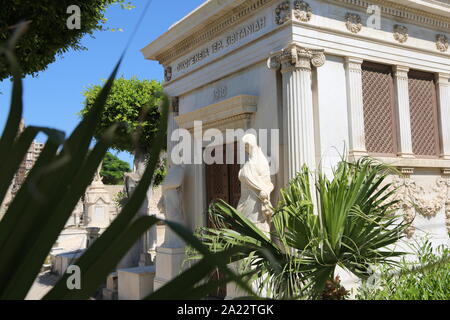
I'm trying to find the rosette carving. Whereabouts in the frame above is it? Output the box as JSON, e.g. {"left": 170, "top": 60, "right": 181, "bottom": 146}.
{"left": 436, "top": 34, "right": 449, "bottom": 53}
{"left": 293, "top": 1, "right": 312, "bottom": 23}
{"left": 164, "top": 66, "right": 172, "bottom": 82}
{"left": 393, "top": 25, "right": 408, "bottom": 43}
{"left": 275, "top": 1, "right": 291, "bottom": 25}
{"left": 345, "top": 13, "right": 362, "bottom": 33}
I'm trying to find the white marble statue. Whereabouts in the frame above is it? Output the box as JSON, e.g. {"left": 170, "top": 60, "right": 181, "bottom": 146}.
{"left": 226, "top": 133, "right": 275, "bottom": 299}
{"left": 237, "top": 133, "right": 274, "bottom": 233}
{"left": 118, "top": 171, "right": 156, "bottom": 267}
{"left": 161, "top": 165, "right": 186, "bottom": 248}
{"left": 93, "top": 163, "right": 103, "bottom": 184}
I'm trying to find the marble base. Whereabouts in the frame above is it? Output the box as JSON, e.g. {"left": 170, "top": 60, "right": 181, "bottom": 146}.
{"left": 118, "top": 266, "right": 155, "bottom": 300}
{"left": 154, "top": 247, "right": 185, "bottom": 291}
{"left": 225, "top": 262, "right": 247, "bottom": 300}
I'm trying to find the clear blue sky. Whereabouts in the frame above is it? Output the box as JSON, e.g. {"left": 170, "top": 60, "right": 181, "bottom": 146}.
{"left": 0, "top": 0, "right": 204, "bottom": 166}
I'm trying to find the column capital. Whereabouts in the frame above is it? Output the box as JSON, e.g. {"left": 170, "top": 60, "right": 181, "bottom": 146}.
{"left": 394, "top": 65, "right": 410, "bottom": 78}
{"left": 436, "top": 73, "right": 450, "bottom": 85}
{"left": 345, "top": 57, "right": 363, "bottom": 70}
{"left": 268, "top": 43, "right": 325, "bottom": 72}
{"left": 394, "top": 65, "right": 410, "bottom": 72}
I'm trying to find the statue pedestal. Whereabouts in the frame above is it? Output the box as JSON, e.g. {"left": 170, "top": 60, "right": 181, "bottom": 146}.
{"left": 225, "top": 262, "right": 248, "bottom": 300}
{"left": 225, "top": 260, "right": 271, "bottom": 300}
{"left": 154, "top": 247, "right": 185, "bottom": 291}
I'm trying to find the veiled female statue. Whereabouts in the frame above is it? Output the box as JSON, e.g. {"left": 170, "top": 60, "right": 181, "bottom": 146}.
{"left": 226, "top": 133, "right": 275, "bottom": 299}
{"left": 237, "top": 133, "right": 274, "bottom": 233}
{"left": 161, "top": 165, "right": 185, "bottom": 248}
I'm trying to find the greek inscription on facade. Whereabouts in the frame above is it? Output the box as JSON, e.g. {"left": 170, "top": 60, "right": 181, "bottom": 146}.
{"left": 176, "top": 16, "right": 267, "bottom": 72}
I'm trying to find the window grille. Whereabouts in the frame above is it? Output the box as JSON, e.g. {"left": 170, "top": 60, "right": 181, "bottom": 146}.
{"left": 408, "top": 70, "right": 440, "bottom": 157}
{"left": 362, "top": 62, "right": 398, "bottom": 155}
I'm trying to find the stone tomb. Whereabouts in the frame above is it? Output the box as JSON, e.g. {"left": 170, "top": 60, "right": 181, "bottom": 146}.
{"left": 84, "top": 173, "right": 112, "bottom": 229}
{"left": 118, "top": 266, "right": 156, "bottom": 300}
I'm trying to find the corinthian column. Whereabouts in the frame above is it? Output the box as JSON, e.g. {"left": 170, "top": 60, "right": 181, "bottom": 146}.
{"left": 345, "top": 57, "right": 367, "bottom": 157}
{"left": 436, "top": 73, "right": 450, "bottom": 159}
{"left": 394, "top": 66, "right": 414, "bottom": 158}
{"left": 269, "top": 44, "right": 325, "bottom": 183}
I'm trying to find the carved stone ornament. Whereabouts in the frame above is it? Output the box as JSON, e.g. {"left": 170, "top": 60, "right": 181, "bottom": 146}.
{"left": 345, "top": 13, "right": 362, "bottom": 33}
{"left": 436, "top": 34, "right": 449, "bottom": 53}
{"left": 268, "top": 44, "right": 326, "bottom": 70}
{"left": 293, "top": 0, "right": 312, "bottom": 23}
{"left": 237, "top": 133, "right": 274, "bottom": 234}
{"left": 387, "top": 174, "right": 450, "bottom": 238}
{"left": 164, "top": 66, "right": 172, "bottom": 82}
{"left": 171, "top": 96, "right": 179, "bottom": 114}
{"left": 310, "top": 50, "right": 326, "bottom": 67}
{"left": 393, "top": 25, "right": 408, "bottom": 44}
{"left": 275, "top": 1, "right": 291, "bottom": 25}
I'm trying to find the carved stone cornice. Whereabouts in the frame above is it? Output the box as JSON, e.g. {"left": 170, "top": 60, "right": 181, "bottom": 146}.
{"left": 268, "top": 43, "right": 326, "bottom": 72}
{"left": 154, "top": 0, "right": 274, "bottom": 66}
{"left": 145, "top": 0, "right": 450, "bottom": 69}
{"left": 324, "top": 0, "right": 450, "bottom": 31}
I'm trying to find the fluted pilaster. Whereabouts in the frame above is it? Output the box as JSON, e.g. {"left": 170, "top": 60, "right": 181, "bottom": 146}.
{"left": 345, "top": 57, "right": 367, "bottom": 157}
{"left": 437, "top": 73, "right": 450, "bottom": 159}
{"left": 394, "top": 66, "right": 414, "bottom": 158}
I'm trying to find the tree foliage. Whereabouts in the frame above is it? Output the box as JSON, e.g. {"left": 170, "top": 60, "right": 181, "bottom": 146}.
{"left": 0, "top": 0, "right": 134, "bottom": 81}
{"left": 80, "top": 77, "right": 164, "bottom": 154}
{"left": 100, "top": 152, "right": 131, "bottom": 185}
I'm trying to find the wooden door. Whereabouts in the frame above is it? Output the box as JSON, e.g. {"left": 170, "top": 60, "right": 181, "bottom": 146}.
{"left": 205, "top": 143, "right": 241, "bottom": 226}
{"left": 205, "top": 143, "right": 241, "bottom": 299}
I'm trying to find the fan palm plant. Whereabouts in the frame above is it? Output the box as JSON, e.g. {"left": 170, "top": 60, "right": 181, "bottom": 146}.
{"left": 197, "top": 159, "right": 408, "bottom": 299}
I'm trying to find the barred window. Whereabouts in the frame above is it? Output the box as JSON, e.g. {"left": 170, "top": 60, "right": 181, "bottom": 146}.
{"left": 408, "top": 70, "right": 441, "bottom": 157}
{"left": 362, "top": 62, "right": 398, "bottom": 155}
